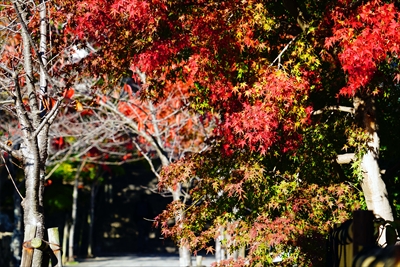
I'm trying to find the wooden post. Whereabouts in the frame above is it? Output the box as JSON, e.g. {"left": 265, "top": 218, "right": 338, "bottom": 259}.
{"left": 335, "top": 220, "right": 353, "bottom": 267}
{"left": 196, "top": 256, "right": 203, "bottom": 267}
{"left": 48, "top": 227, "right": 63, "bottom": 267}
{"left": 21, "top": 225, "right": 36, "bottom": 267}
{"left": 352, "top": 210, "right": 375, "bottom": 257}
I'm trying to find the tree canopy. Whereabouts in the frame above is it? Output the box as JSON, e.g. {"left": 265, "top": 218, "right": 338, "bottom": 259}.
{"left": 58, "top": 0, "right": 400, "bottom": 265}
{"left": 3, "top": 0, "right": 400, "bottom": 265}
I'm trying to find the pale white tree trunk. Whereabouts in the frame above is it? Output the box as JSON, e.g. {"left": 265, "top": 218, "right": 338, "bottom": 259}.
{"left": 355, "top": 96, "right": 394, "bottom": 246}
{"left": 157, "top": 153, "right": 191, "bottom": 266}
{"left": 87, "top": 181, "right": 99, "bottom": 257}
{"left": 137, "top": 71, "right": 193, "bottom": 266}
{"left": 68, "top": 160, "right": 86, "bottom": 261}
{"left": 68, "top": 181, "right": 78, "bottom": 261}
{"left": 62, "top": 216, "right": 70, "bottom": 264}
{"left": 360, "top": 130, "right": 393, "bottom": 246}
{"left": 215, "top": 227, "right": 226, "bottom": 263}
{"left": 172, "top": 189, "right": 192, "bottom": 267}
{"left": 215, "top": 224, "right": 242, "bottom": 263}
{"left": 11, "top": 184, "right": 23, "bottom": 267}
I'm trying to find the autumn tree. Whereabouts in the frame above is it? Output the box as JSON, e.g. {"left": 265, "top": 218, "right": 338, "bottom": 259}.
{"left": 0, "top": 0, "right": 117, "bottom": 265}
{"left": 0, "top": 1, "right": 62, "bottom": 265}
{"left": 47, "top": 108, "right": 142, "bottom": 262}
{"left": 59, "top": 0, "right": 400, "bottom": 265}
{"left": 68, "top": 65, "right": 213, "bottom": 265}
{"left": 54, "top": 1, "right": 216, "bottom": 264}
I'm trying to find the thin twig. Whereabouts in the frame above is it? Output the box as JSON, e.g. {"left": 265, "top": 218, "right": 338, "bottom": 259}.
{"left": 0, "top": 153, "right": 24, "bottom": 199}
{"left": 31, "top": 97, "right": 62, "bottom": 138}
{"left": 269, "top": 36, "right": 297, "bottom": 67}
{"left": 133, "top": 140, "right": 161, "bottom": 179}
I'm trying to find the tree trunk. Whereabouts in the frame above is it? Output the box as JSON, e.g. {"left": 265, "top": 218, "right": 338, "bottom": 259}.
{"left": 131, "top": 69, "right": 193, "bottom": 266}
{"left": 215, "top": 226, "right": 226, "bottom": 263}
{"left": 21, "top": 154, "right": 46, "bottom": 267}
{"left": 179, "top": 246, "right": 192, "bottom": 267}
{"left": 12, "top": 0, "right": 56, "bottom": 265}
{"left": 215, "top": 224, "right": 240, "bottom": 263}
{"left": 62, "top": 216, "right": 69, "bottom": 265}
{"left": 156, "top": 151, "right": 192, "bottom": 266}
{"left": 87, "top": 182, "right": 98, "bottom": 257}
{"left": 68, "top": 179, "right": 78, "bottom": 261}
{"left": 354, "top": 96, "right": 394, "bottom": 246}
{"left": 11, "top": 184, "right": 23, "bottom": 267}
{"left": 68, "top": 160, "right": 85, "bottom": 261}
{"left": 172, "top": 188, "right": 192, "bottom": 267}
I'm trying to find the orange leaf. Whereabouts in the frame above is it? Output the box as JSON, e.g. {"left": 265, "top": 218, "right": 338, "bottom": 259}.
{"left": 394, "top": 73, "right": 400, "bottom": 84}
{"left": 124, "top": 83, "right": 133, "bottom": 96}
{"left": 138, "top": 121, "right": 144, "bottom": 131}
{"left": 63, "top": 88, "right": 75, "bottom": 99}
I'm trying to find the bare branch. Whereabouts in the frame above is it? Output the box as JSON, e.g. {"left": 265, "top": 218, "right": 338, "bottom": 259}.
{"left": 0, "top": 153, "right": 24, "bottom": 199}
{"left": 0, "top": 63, "right": 14, "bottom": 75}
{"left": 13, "top": 0, "right": 41, "bottom": 126}
{"left": 13, "top": 74, "right": 34, "bottom": 135}
{"left": 269, "top": 36, "right": 297, "bottom": 68}
{"left": 132, "top": 140, "right": 161, "bottom": 180}
{"left": 12, "top": 0, "right": 63, "bottom": 91}
{"left": 312, "top": 105, "right": 354, "bottom": 115}
{"left": 0, "top": 100, "right": 14, "bottom": 105}
{"left": 337, "top": 153, "right": 355, "bottom": 164}
{"left": 32, "top": 98, "right": 62, "bottom": 138}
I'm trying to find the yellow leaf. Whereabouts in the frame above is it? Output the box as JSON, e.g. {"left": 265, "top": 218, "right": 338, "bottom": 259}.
{"left": 76, "top": 101, "right": 83, "bottom": 111}
{"left": 255, "top": 3, "right": 263, "bottom": 10}
{"left": 240, "top": 82, "right": 247, "bottom": 88}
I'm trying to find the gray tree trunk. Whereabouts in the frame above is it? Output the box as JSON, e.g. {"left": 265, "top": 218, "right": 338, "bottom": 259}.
{"left": 10, "top": 0, "right": 61, "bottom": 265}
{"left": 21, "top": 150, "right": 46, "bottom": 266}
{"left": 105, "top": 70, "right": 194, "bottom": 266}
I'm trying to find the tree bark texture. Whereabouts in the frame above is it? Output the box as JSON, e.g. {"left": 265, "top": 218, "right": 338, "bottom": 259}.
{"left": 354, "top": 96, "right": 394, "bottom": 246}
{"left": 11, "top": 0, "right": 59, "bottom": 265}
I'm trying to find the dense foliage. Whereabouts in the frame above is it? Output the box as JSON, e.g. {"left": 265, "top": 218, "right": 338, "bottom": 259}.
{"left": 59, "top": 0, "right": 400, "bottom": 265}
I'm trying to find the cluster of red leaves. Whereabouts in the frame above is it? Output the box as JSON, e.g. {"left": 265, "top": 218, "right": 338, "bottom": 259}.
{"left": 60, "top": 0, "right": 311, "bottom": 155}
{"left": 326, "top": 1, "right": 400, "bottom": 96}
{"left": 216, "top": 70, "right": 312, "bottom": 155}
{"left": 58, "top": 0, "right": 169, "bottom": 77}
